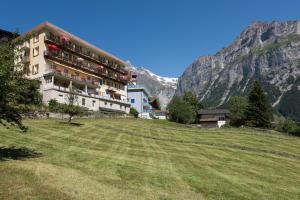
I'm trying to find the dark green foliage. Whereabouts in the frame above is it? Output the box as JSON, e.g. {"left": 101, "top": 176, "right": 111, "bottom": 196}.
{"left": 228, "top": 96, "right": 248, "bottom": 127}
{"left": 130, "top": 107, "right": 139, "bottom": 118}
{"left": 276, "top": 119, "right": 300, "bottom": 137}
{"left": 48, "top": 90, "right": 86, "bottom": 123}
{"left": 182, "top": 91, "right": 203, "bottom": 123}
{"left": 278, "top": 85, "right": 300, "bottom": 122}
{"left": 276, "top": 119, "right": 297, "bottom": 133}
{"left": 245, "top": 81, "right": 271, "bottom": 128}
{"left": 48, "top": 99, "right": 60, "bottom": 113}
{"left": 290, "top": 127, "right": 300, "bottom": 137}
{"left": 286, "top": 76, "right": 295, "bottom": 85}
{"left": 0, "top": 34, "right": 38, "bottom": 131}
{"left": 167, "top": 96, "right": 195, "bottom": 124}
{"left": 17, "top": 79, "right": 42, "bottom": 106}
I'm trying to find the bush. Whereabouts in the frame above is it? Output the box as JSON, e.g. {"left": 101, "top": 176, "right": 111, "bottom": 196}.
{"left": 290, "top": 127, "right": 300, "bottom": 137}
{"left": 48, "top": 99, "right": 60, "bottom": 113}
{"left": 276, "top": 119, "right": 300, "bottom": 137}
{"left": 167, "top": 96, "right": 195, "bottom": 124}
{"left": 130, "top": 107, "right": 139, "bottom": 118}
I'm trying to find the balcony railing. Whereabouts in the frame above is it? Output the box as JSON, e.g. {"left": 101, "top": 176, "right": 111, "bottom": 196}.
{"left": 44, "top": 35, "right": 127, "bottom": 74}
{"left": 44, "top": 70, "right": 100, "bottom": 88}
{"left": 44, "top": 50, "right": 127, "bottom": 84}
{"left": 45, "top": 84, "right": 129, "bottom": 104}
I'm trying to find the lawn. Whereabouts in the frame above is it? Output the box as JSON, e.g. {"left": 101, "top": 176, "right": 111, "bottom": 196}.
{"left": 0, "top": 118, "right": 300, "bottom": 200}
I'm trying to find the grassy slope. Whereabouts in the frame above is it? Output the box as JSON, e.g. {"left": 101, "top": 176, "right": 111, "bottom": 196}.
{"left": 0, "top": 118, "right": 300, "bottom": 200}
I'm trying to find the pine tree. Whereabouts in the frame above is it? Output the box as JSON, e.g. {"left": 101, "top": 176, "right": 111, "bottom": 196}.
{"left": 244, "top": 81, "right": 271, "bottom": 128}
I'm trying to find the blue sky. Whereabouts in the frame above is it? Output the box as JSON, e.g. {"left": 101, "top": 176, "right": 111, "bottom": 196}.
{"left": 1, "top": 0, "right": 300, "bottom": 77}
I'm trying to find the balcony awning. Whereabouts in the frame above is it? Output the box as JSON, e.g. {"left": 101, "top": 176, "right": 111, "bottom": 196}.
{"left": 47, "top": 44, "right": 59, "bottom": 51}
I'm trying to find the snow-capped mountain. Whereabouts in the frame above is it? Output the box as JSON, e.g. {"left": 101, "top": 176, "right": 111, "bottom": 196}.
{"left": 132, "top": 67, "right": 178, "bottom": 109}
{"left": 137, "top": 67, "right": 178, "bottom": 89}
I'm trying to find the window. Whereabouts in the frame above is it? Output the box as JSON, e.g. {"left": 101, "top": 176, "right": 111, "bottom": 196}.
{"left": 32, "top": 64, "right": 39, "bottom": 75}
{"left": 82, "top": 98, "right": 86, "bottom": 106}
{"left": 131, "top": 99, "right": 135, "bottom": 103}
{"left": 219, "top": 116, "right": 225, "bottom": 121}
{"left": 33, "top": 35, "right": 39, "bottom": 43}
{"left": 92, "top": 100, "right": 96, "bottom": 107}
{"left": 99, "top": 79, "right": 103, "bottom": 85}
{"left": 33, "top": 47, "right": 39, "bottom": 57}
{"left": 104, "top": 102, "right": 107, "bottom": 105}
{"left": 110, "top": 103, "right": 113, "bottom": 107}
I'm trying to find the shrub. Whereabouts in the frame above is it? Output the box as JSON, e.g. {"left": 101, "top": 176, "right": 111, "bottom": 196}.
{"left": 48, "top": 99, "right": 60, "bottom": 113}
{"left": 130, "top": 107, "right": 139, "bottom": 118}
{"left": 276, "top": 119, "right": 300, "bottom": 137}
{"left": 290, "top": 127, "right": 300, "bottom": 137}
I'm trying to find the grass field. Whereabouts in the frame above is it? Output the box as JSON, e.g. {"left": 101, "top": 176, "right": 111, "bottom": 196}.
{"left": 0, "top": 118, "right": 300, "bottom": 200}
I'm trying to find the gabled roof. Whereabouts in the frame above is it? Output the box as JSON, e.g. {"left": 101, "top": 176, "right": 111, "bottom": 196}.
{"left": 198, "top": 109, "right": 230, "bottom": 115}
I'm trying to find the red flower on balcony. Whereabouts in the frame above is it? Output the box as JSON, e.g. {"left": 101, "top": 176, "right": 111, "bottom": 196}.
{"left": 60, "top": 35, "right": 70, "bottom": 42}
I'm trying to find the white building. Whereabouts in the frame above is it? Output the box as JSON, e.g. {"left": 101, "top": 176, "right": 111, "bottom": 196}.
{"left": 17, "top": 22, "right": 131, "bottom": 114}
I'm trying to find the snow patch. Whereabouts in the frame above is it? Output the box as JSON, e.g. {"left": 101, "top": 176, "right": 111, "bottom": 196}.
{"left": 138, "top": 67, "right": 178, "bottom": 88}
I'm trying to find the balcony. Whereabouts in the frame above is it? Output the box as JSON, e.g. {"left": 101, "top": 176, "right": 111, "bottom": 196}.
{"left": 19, "top": 42, "right": 30, "bottom": 50}
{"left": 44, "top": 34, "right": 127, "bottom": 75}
{"left": 44, "top": 70, "right": 100, "bottom": 88}
{"left": 44, "top": 50, "right": 127, "bottom": 84}
{"left": 45, "top": 84, "right": 129, "bottom": 105}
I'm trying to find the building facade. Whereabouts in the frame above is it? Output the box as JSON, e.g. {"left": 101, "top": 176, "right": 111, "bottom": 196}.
{"left": 198, "top": 109, "right": 229, "bottom": 128}
{"left": 17, "top": 22, "right": 131, "bottom": 114}
{"left": 127, "top": 85, "right": 153, "bottom": 118}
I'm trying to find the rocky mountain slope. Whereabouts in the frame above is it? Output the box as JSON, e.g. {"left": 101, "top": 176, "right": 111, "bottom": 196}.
{"left": 176, "top": 20, "right": 300, "bottom": 121}
{"left": 133, "top": 67, "right": 177, "bottom": 109}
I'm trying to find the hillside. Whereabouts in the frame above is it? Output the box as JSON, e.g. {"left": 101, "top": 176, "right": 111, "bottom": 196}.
{"left": 134, "top": 67, "right": 178, "bottom": 108}
{"left": 1, "top": 119, "right": 300, "bottom": 200}
{"left": 176, "top": 20, "right": 300, "bottom": 121}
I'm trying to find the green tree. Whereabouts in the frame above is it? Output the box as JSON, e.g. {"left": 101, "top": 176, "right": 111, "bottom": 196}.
{"left": 0, "top": 34, "right": 35, "bottom": 131}
{"left": 228, "top": 96, "right": 248, "bottom": 127}
{"left": 17, "top": 79, "right": 42, "bottom": 106}
{"left": 48, "top": 99, "right": 60, "bottom": 113}
{"left": 167, "top": 96, "right": 195, "bottom": 124}
{"left": 244, "top": 81, "right": 271, "bottom": 128}
{"left": 130, "top": 107, "right": 139, "bottom": 118}
{"left": 182, "top": 91, "right": 203, "bottom": 122}
{"left": 62, "top": 88, "right": 86, "bottom": 123}
{"left": 48, "top": 89, "right": 86, "bottom": 123}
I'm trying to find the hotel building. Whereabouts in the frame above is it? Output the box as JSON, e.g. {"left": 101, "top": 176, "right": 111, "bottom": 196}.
{"left": 17, "top": 22, "right": 131, "bottom": 114}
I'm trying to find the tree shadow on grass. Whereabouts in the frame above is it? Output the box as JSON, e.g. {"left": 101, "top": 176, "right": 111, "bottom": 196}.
{"left": 58, "top": 122, "right": 84, "bottom": 126}
{"left": 0, "top": 146, "right": 42, "bottom": 161}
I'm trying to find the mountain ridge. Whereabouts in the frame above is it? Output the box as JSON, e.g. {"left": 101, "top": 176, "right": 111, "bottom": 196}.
{"left": 176, "top": 20, "right": 300, "bottom": 121}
